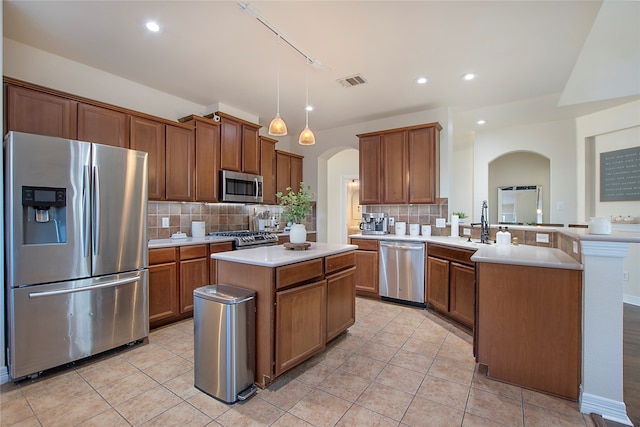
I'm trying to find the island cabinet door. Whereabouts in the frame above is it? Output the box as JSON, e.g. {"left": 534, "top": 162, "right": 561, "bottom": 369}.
{"left": 275, "top": 279, "right": 327, "bottom": 376}
{"left": 326, "top": 267, "right": 356, "bottom": 342}
{"left": 426, "top": 256, "right": 449, "bottom": 313}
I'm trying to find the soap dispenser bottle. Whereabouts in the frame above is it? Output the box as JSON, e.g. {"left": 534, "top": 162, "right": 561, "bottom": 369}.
{"left": 503, "top": 227, "right": 511, "bottom": 245}
{"left": 496, "top": 226, "right": 504, "bottom": 245}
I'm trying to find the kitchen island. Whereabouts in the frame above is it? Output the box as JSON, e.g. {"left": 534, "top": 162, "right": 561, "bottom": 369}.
{"left": 211, "top": 243, "right": 357, "bottom": 388}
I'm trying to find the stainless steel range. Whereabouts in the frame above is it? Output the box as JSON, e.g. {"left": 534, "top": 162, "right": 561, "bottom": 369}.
{"left": 209, "top": 230, "right": 278, "bottom": 250}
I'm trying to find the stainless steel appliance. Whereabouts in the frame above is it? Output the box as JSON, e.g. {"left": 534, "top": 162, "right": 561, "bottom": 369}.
{"left": 4, "top": 131, "right": 149, "bottom": 380}
{"left": 220, "top": 170, "right": 263, "bottom": 203}
{"left": 359, "top": 212, "right": 389, "bottom": 235}
{"left": 208, "top": 230, "right": 278, "bottom": 250}
{"left": 379, "top": 241, "right": 425, "bottom": 306}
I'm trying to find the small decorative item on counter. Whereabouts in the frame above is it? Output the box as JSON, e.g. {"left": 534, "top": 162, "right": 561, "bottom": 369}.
{"left": 496, "top": 226, "right": 504, "bottom": 245}
{"left": 512, "top": 237, "right": 519, "bottom": 245}
{"left": 452, "top": 211, "right": 467, "bottom": 223}
{"left": 276, "top": 182, "right": 314, "bottom": 244}
{"left": 503, "top": 226, "right": 511, "bottom": 245}
{"left": 171, "top": 232, "right": 187, "bottom": 239}
{"left": 588, "top": 217, "right": 612, "bottom": 234}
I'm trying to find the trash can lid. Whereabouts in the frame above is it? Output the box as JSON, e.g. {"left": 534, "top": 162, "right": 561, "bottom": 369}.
{"left": 194, "top": 284, "right": 256, "bottom": 304}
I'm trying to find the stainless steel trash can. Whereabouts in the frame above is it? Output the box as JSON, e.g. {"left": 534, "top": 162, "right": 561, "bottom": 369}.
{"left": 194, "top": 284, "right": 257, "bottom": 404}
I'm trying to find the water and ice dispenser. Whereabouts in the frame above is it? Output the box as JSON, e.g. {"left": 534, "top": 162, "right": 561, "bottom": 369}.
{"left": 22, "top": 186, "right": 67, "bottom": 244}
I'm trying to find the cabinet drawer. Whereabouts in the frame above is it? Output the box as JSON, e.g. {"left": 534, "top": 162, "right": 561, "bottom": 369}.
{"left": 350, "top": 238, "right": 378, "bottom": 251}
{"left": 276, "top": 259, "right": 324, "bottom": 290}
{"left": 325, "top": 251, "right": 356, "bottom": 275}
{"left": 179, "top": 244, "right": 208, "bottom": 260}
{"left": 209, "top": 241, "right": 233, "bottom": 253}
{"left": 427, "top": 243, "right": 475, "bottom": 266}
{"left": 149, "top": 247, "right": 177, "bottom": 264}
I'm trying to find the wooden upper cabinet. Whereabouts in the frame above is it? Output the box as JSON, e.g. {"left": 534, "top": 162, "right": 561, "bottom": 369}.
{"left": 276, "top": 150, "right": 304, "bottom": 196}
{"left": 77, "top": 103, "right": 129, "bottom": 148}
{"left": 408, "top": 124, "right": 440, "bottom": 204}
{"left": 242, "top": 125, "right": 260, "bottom": 175}
{"left": 260, "top": 136, "right": 278, "bottom": 205}
{"left": 219, "top": 116, "right": 242, "bottom": 172}
{"left": 179, "top": 115, "right": 220, "bottom": 203}
{"left": 358, "top": 135, "right": 381, "bottom": 204}
{"left": 165, "top": 125, "right": 195, "bottom": 201}
{"left": 6, "top": 84, "right": 77, "bottom": 139}
{"left": 381, "top": 130, "right": 408, "bottom": 204}
{"left": 130, "top": 116, "right": 166, "bottom": 200}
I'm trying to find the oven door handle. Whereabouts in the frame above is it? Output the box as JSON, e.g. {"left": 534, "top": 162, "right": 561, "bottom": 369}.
{"left": 28, "top": 276, "right": 141, "bottom": 299}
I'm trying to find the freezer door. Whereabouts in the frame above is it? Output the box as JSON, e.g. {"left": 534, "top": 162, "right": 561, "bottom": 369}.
{"left": 7, "top": 270, "right": 149, "bottom": 379}
{"left": 91, "top": 143, "right": 148, "bottom": 276}
{"left": 5, "top": 132, "right": 92, "bottom": 287}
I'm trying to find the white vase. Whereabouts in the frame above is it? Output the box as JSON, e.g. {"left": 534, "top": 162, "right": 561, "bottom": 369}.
{"left": 289, "top": 223, "right": 307, "bottom": 244}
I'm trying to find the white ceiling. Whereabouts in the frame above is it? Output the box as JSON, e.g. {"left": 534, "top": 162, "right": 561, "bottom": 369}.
{"left": 3, "top": 1, "right": 639, "bottom": 136}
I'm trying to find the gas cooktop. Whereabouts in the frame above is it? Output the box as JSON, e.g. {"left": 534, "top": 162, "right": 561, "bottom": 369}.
{"left": 208, "top": 230, "right": 278, "bottom": 249}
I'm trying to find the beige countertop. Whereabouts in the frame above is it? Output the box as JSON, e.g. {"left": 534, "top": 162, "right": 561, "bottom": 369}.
{"left": 210, "top": 242, "right": 357, "bottom": 268}
{"left": 148, "top": 236, "right": 235, "bottom": 249}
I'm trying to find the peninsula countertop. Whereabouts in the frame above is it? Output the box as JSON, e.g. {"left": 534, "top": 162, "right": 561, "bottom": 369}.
{"left": 210, "top": 242, "right": 357, "bottom": 268}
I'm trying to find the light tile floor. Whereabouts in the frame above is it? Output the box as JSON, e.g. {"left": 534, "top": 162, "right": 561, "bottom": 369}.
{"left": 1, "top": 297, "right": 597, "bottom": 426}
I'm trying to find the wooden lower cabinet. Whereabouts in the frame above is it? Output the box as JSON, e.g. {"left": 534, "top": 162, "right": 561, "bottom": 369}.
{"left": 476, "top": 263, "right": 582, "bottom": 400}
{"left": 350, "top": 238, "right": 379, "bottom": 298}
{"left": 426, "top": 244, "right": 476, "bottom": 329}
{"left": 275, "top": 280, "right": 326, "bottom": 376}
{"left": 148, "top": 247, "right": 179, "bottom": 326}
{"left": 326, "top": 267, "right": 356, "bottom": 341}
{"left": 179, "top": 259, "right": 208, "bottom": 313}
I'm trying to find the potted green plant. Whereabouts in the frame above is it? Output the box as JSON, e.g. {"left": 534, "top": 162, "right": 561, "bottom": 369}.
{"left": 276, "top": 183, "right": 315, "bottom": 244}
{"left": 452, "top": 211, "right": 467, "bottom": 223}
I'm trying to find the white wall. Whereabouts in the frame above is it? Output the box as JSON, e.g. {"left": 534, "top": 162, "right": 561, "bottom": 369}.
{"left": 474, "top": 119, "right": 578, "bottom": 225}
{"left": 450, "top": 131, "right": 475, "bottom": 221}
{"left": 326, "top": 149, "right": 359, "bottom": 244}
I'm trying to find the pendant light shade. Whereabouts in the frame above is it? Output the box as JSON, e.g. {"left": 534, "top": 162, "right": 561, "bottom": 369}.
{"left": 299, "top": 58, "right": 315, "bottom": 145}
{"left": 269, "top": 34, "right": 287, "bottom": 136}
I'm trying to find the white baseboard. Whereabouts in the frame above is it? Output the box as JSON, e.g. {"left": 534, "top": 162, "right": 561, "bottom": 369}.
{"left": 580, "top": 392, "right": 632, "bottom": 426}
{"left": 0, "top": 365, "right": 9, "bottom": 385}
{"left": 623, "top": 294, "right": 640, "bottom": 306}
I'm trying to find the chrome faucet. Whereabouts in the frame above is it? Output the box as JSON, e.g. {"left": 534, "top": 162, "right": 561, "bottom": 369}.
{"left": 470, "top": 200, "right": 490, "bottom": 244}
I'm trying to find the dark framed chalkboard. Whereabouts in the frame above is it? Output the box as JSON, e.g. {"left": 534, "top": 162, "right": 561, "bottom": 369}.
{"left": 600, "top": 146, "right": 640, "bottom": 201}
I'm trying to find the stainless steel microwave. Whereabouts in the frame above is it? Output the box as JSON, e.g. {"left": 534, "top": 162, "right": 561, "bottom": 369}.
{"left": 221, "top": 170, "right": 263, "bottom": 203}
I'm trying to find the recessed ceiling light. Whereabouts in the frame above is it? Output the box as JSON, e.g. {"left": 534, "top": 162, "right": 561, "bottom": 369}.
{"left": 461, "top": 73, "right": 476, "bottom": 81}
{"left": 476, "top": 120, "right": 486, "bottom": 125}
{"left": 416, "top": 77, "right": 429, "bottom": 85}
{"left": 305, "top": 105, "right": 313, "bottom": 112}
{"left": 145, "top": 21, "right": 160, "bottom": 32}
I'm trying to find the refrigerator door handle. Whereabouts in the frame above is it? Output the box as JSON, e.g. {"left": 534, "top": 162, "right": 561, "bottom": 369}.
{"left": 92, "top": 165, "right": 100, "bottom": 256}
{"left": 28, "top": 276, "right": 141, "bottom": 299}
{"left": 83, "top": 165, "right": 91, "bottom": 258}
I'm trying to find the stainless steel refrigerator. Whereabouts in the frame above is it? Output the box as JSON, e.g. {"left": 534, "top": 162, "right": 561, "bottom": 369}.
{"left": 4, "top": 131, "right": 149, "bottom": 380}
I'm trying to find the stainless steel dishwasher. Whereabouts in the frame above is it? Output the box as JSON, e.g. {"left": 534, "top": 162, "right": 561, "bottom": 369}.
{"left": 379, "top": 241, "right": 426, "bottom": 306}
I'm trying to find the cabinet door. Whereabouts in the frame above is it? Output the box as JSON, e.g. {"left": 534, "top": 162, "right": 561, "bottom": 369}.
{"left": 77, "top": 103, "right": 128, "bottom": 148}
{"left": 166, "top": 125, "right": 195, "bottom": 201}
{"left": 354, "top": 250, "right": 379, "bottom": 296}
{"left": 326, "top": 267, "right": 356, "bottom": 341}
{"left": 195, "top": 121, "right": 220, "bottom": 202}
{"left": 275, "top": 280, "right": 326, "bottom": 376}
{"left": 408, "top": 126, "right": 439, "bottom": 204}
{"left": 179, "top": 257, "right": 209, "bottom": 313}
{"left": 381, "top": 131, "right": 408, "bottom": 204}
{"left": 7, "top": 85, "right": 77, "bottom": 139}
{"left": 290, "top": 155, "right": 303, "bottom": 191}
{"left": 130, "top": 116, "right": 166, "bottom": 200}
{"left": 260, "top": 138, "right": 277, "bottom": 204}
{"left": 276, "top": 151, "right": 291, "bottom": 196}
{"left": 449, "top": 262, "right": 475, "bottom": 329}
{"left": 358, "top": 135, "right": 381, "bottom": 204}
{"left": 209, "top": 241, "right": 233, "bottom": 284}
{"left": 242, "top": 125, "right": 260, "bottom": 175}
{"left": 219, "top": 117, "right": 242, "bottom": 172}
{"left": 427, "top": 256, "right": 449, "bottom": 313}
{"left": 149, "top": 262, "right": 179, "bottom": 325}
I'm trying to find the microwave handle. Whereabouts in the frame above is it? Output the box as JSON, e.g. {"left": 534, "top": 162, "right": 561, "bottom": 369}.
{"left": 254, "top": 177, "right": 259, "bottom": 200}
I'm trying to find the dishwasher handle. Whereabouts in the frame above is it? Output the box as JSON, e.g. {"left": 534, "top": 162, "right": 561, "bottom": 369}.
{"left": 380, "top": 241, "right": 424, "bottom": 251}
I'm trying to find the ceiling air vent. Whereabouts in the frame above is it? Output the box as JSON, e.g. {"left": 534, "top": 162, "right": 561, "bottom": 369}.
{"left": 337, "top": 74, "right": 367, "bottom": 88}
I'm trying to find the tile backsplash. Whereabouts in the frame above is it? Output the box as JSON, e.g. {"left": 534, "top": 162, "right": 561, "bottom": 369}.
{"left": 363, "top": 198, "right": 449, "bottom": 234}
{"left": 147, "top": 202, "right": 316, "bottom": 240}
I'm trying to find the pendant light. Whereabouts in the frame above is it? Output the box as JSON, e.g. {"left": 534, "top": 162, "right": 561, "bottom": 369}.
{"left": 268, "top": 34, "right": 287, "bottom": 136}
{"left": 299, "top": 58, "right": 316, "bottom": 145}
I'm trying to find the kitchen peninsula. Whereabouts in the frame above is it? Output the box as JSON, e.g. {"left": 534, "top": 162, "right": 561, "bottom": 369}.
{"left": 210, "top": 243, "right": 357, "bottom": 388}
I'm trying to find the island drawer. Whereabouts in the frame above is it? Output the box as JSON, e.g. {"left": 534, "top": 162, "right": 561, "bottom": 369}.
{"left": 149, "top": 247, "right": 177, "bottom": 264}
{"left": 427, "top": 243, "right": 475, "bottom": 266}
{"left": 325, "top": 251, "right": 356, "bottom": 275}
{"left": 276, "top": 259, "right": 324, "bottom": 290}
